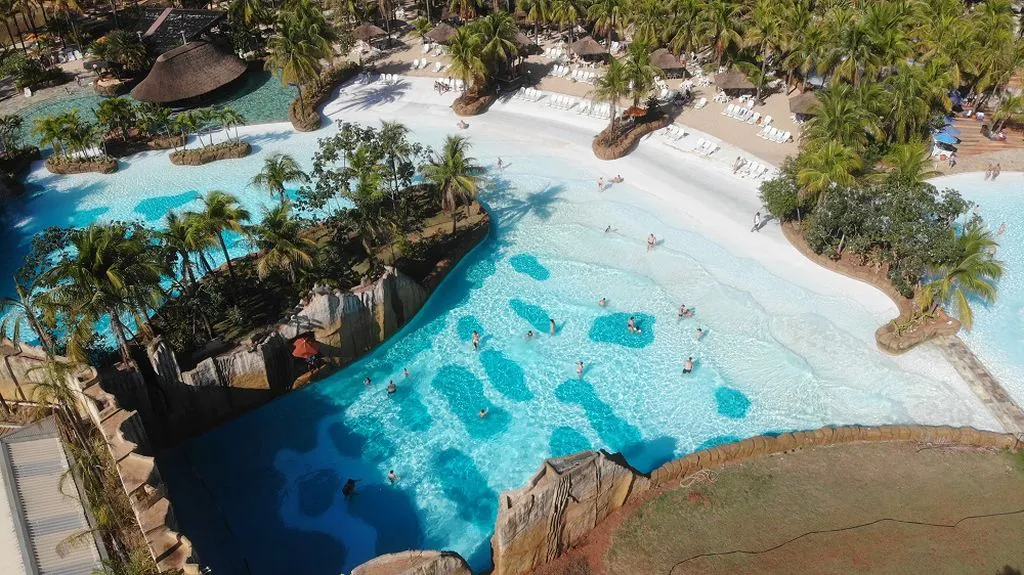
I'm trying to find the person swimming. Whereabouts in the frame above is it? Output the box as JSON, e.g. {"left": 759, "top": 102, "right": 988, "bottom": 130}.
{"left": 364, "top": 377, "right": 372, "bottom": 386}
{"left": 387, "top": 380, "right": 397, "bottom": 394}
{"left": 678, "top": 304, "right": 693, "bottom": 318}
{"left": 598, "top": 297, "right": 607, "bottom": 307}
{"left": 683, "top": 357, "right": 694, "bottom": 374}
{"left": 457, "top": 120, "right": 469, "bottom": 129}
{"left": 387, "top": 470, "right": 399, "bottom": 484}
{"left": 527, "top": 330, "right": 535, "bottom": 339}
{"left": 611, "top": 174, "right": 623, "bottom": 183}
{"left": 627, "top": 316, "right": 642, "bottom": 333}
{"left": 479, "top": 408, "right": 488, "bottom": 418}
{"left": 403, "top": 368, "right": 410, "bottom": 378}
{"left": 695, "top": 328, "right": 705, "bottom": 341}
{"left": 472, "top": 330, "right": 481, "bottom": 350}
{"left": 342, "top": 478, "right": 358, "bottom": 498}
{"left": 549, "top": 318, "right": 556, "bottom": 335}
{"left": 576, "top": 361, "right": 584, "bottom": 379}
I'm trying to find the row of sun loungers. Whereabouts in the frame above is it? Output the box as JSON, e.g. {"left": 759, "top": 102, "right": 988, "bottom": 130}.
{"left": 661, "top": 124, "right": 688, "bottom": 141}
{"left": 544, "top": 47, "right": 568, "bottom": 60}
{"left": 438, "top": 77, "right": 465, "bottom": 91}
{"left": 578, "top": 101, "right": 613, "bottom": 119}
{"left": 547, "top": 94, "right": 576, "bottom": 110}
{"left": 758, "top": 125, "right": 792, "bottom": 143}
{"left": 721, "top": 104, "right": 764, "bottom": 125}
{"left": 514, "top": 87, "right": 544, "bottom": 102}
{"left": 379, "top": 73, "right": 400, "bottom": 85}
{"left": 737, "top": 160, "right": 770, "bottom": 179}
{"left": 694, "top": 138, "right": 720, "bottom": 156}
{"left": 410, "top": 58, "right": 433, "bottom": 70}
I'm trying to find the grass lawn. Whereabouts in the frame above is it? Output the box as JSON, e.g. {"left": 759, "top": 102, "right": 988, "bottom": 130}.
{"left": 603, "top": 442, "right": 1024, "bottom": 574}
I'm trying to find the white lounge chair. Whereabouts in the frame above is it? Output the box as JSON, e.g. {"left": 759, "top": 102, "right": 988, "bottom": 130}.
{"left": 721, "top": 104, "right": 734, "bottom": 116}
{"left": 694, "top": 97, "right": 707, "bottom": 109}
{"left": 760, "top": 114, "right": 772, "bottom": 126}
{"left": 747, "top": 112, "right": 760, "bottom": 125}
{"left": 703, "top": 143, "right": 719, "bottom": 156}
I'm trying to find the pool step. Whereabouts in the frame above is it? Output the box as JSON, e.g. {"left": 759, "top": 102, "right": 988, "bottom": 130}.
{"left": 935, "top": 335, "right": 1024, "bottom": 434}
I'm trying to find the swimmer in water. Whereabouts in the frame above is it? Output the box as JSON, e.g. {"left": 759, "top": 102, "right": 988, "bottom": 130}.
{"left": 598, "top": 297, "right": 607, "bottom": 307}
{"left": 387, "top": 380, "right": 397, "bottom": 394}
{"left": 549, "top": 318, "right": 556, "bottom": 335}
{"left": 387, "top": 470, "right": 399, "bottom": 483}
{"left": 527, "top": 330, "right": 535, "bottom": 339}
{"left": 403, "top": 368, "right": 410, "bottom": 378}
{"left": 364, "top": 377, "right": 372, "bottom": 386}
{"left": 695, "top": 328, "right": 704, "bottom": 341}
{"left": 479, "top": 408, "right": 488, "bottom": 418}
{"left": 647, "top": 233, "right": 657, "bottom": 251}
{"left": 576, "top": 361, "right": 584, "bottom": 379}
{"left": 683, "top": 357, "right": 694, "bottom": 374}
{"left": 472, "top": 330, "right": 481, "bottom": 350}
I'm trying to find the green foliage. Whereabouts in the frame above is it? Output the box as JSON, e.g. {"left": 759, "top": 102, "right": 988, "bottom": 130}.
{"left": 95, "top": 97, "right": 137, "bottom": 141}
{"left": 0, "top": 114, "right": 24, "bottom": 153}
{"left": 0, "top": 52, "right": 64, "bottom": 89}
{"left": 758, "top": 161, "right": 806, "bottom": 221}
{"left": 32, "top": 110, "right": 106, "bottom": 160}
{"left": 88, "top": 30, "right": 151, "bottom": 76}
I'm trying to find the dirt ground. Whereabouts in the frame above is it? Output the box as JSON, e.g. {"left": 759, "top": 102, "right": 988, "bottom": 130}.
{"left": 542, "top": 442, "right": 1024, "bottom": 575}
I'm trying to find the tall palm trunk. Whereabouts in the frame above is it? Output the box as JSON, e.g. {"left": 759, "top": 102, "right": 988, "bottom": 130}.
{"left": 217, "top": 232, "right": 238, "bottom": 285}
{"left": 109, "top": 312, "right": 133, "bottom": 366}
{"left": 756, "top": 43, "right": 768, "bottom": 103}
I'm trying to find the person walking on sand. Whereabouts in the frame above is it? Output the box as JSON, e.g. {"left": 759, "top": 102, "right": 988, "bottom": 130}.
{"left": 751, "top": 211, "right": 761, "bottom": 232}
{"left": 647, "top": 233, "right": 657, "bottom": 251}
{"left": 576, "top": 361, "right": 584, "bottom": 379}
{"left": 597, "top": 177, "right": 604, "bottom": 191}
{"left": 497, "top": 157, "right": 504, "bottom": 170}
{"left": 549, "top": 319, "right": 556, "bottom": 336}
{"left": 472, "top": 330, "right": 481, "bottom": 350}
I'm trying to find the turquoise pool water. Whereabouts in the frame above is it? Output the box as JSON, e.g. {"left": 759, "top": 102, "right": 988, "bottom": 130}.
{"left": 14, "top": 70, "right": 294, "bottom": 147}
{"left": 2, "top": 86, "right": 998, "bottom": 574}
{"left": 933, "top": 173, "right": 1024, "bottom": 408}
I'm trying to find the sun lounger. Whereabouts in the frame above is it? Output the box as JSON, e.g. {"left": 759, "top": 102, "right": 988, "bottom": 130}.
{"left": 434, "top": 62, "right": 444, "bottom": 73}
{"left": 760, "top": 115, "right": 772, "bottom": 126}
{"left": 780, "top": 131, "right": 792, "bottom": 143}
{"left": 703, "top": 143, "right": 719, "bottom": 157}
{"left": 694, "top": 97, "right": 707, "bottom": 110}
{"left": 721, "top": 104, "right": 733, "bottom": 116}
{"left": 747, "top": 112, "right": 760, "bottom": 125}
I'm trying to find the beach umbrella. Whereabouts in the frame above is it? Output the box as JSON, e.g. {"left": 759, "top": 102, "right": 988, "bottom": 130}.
{"left": 933, "top": 132, "right": 959, "bottom": 145}
{"left": 570, "top": 36, "right": 607, "bottom": 57}
{"left": 650, "top": 48, "right": 685, "bottom": 72}
{"left": 425, "top": 22, "right": 457, "bottom": 44}
{"left": 788, "top": 91, "right": 821, "bottom": 115}
{"left": 131, "top": 41, "right": 247, "bottom": 104}
{"left": 940, "top": 125, "right": 961, "bottom": 137}
{"left": 354, "top": 22, "right": 387, "bottom": 42}
{"left": 514, "top": 31, "right": 534, "bottom": 48}
{"left": 624, "top": 105, "right": 646, "bottom": 117}
{"left": 292, "top": 337, "right": 319, "bottom": 359}
{"left": 714, "top": 70, "right": 755, "bottom": 92}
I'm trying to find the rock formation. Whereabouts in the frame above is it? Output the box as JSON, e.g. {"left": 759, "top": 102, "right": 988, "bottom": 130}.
{"left": 45, "top": 155, "right": 118, "bottom": 174}
{"left": 491, "top": 450, "right": 650, "bottom": 575}
{"left": 592, "top": 116, "right": 671, "bottom": 160}
{"left": 169, "top": 141, "right": 251, "bottom": 166}
{"left": 352, "top": 550, "right": 472, "bottom": 575}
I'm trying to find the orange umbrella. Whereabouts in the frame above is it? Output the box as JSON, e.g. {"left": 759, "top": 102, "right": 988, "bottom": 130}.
{"left": 292, "top": 337, "right": 319, "bottom": 359}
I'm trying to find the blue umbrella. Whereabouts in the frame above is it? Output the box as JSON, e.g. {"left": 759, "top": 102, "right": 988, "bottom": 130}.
{"left": 940, "top": 125, "right": 961, "bottom": 137}
{"left": 933, "top": 132, "right": 959, "bottom": 145}
{"left": 942, "top": 115, "right": 956, "bottom": 126}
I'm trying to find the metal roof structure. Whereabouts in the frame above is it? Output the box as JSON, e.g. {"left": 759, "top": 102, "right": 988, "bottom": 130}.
{"left": 0, "top": 417, "right": 104, "bottom": 575}
{"left": 135, "top": 7, "right": 227, "bottom": 54}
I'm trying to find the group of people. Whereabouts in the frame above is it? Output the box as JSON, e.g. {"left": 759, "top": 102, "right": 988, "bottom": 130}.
{"left": 984, "top": 163, "right": 1002, "bottom": 180}
{"left": 597, "top": 175, "right": 624, "bottom": 191}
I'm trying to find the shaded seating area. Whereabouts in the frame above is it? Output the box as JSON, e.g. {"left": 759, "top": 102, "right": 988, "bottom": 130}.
{"left": 650, "top": 49, "right": 687, "bottom": 78}
{"left": 131, "top": 41, "right": 247, "bottom": 104}
{"left": 788, "top": 90, "right": 821, "bottom": 122}
{"left": 714, "top": 70, "right": 756, "bottom": 97}
{"left": 570, "top": 36, "right": 608, "bottom": 61}
{"left": 425, "top": 22, "right": 457, "bottom": 45}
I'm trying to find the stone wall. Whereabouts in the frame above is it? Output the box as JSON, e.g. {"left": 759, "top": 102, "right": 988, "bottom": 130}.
{"left": 487, "top": 424, "right": 1022, "bottom": 575}
{"left": 352, "top": 550, "right": 471, "bottom": 575}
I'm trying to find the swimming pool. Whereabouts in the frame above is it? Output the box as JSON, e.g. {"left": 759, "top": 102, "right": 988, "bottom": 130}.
{"left": 932, "top": 173, "right": 1024, "bottom": 408}
{"left": 3, "top": 81, "right": 1000, "bottom": 574}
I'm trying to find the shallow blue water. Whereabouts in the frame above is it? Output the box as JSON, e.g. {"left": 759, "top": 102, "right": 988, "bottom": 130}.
{"left": 1, "top": 86, "right": 998, "bottom": 574}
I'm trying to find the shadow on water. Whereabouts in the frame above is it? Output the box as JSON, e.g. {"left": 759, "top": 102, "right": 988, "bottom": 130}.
{"left": 484, "top": 175, "right": 563, "bottom": 225}
{"left": 336, "top": 81, "right": 411, "bottom": 112}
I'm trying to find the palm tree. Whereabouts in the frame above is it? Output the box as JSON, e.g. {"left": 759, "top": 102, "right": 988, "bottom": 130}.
{"left": 448, "top": 28, "right": 486, "bottom": 89}
{"left": 518, "top": 0, "right": 550, "bottom": 44}
{"left": 992, "top": 93, "right": 1024, "bottom": 132}
{"left": 169, "top": 112, "right": 196, "bottom": 151}
{"left": 216, "top": 107, "right": 245, "bottom": 142}
{"left": 795, "top": 140, "right": 862, "bottom": 204}
{"left": 744, "top": 0, "right": 781, "bottom": 103}
{"left": 475, "top": 11, "right": 519, "bottom": 80}
{"left": 195, "top": 190, "right": 251, "bottom": 287}
{"left": 875, "top": 142, "right": 941, "bottom": 184}
{"left": 665, "top": 0, "right": 702, "bottom": 57}
{"left": 917, "top": 223, "right": 1003, "bottom": 330}
{"left": 549, "top": 0, "right": 581, "bottom": 42}
{"left": 699, "top": 0, "right": 745, "bottom": 67}
{"left": 622, "top": 42, "right": 661, "bottom": 107}
{"left": 589, "top": 57, "right": 629, "bottom": 130}
{"left": 802, "top": 84, "right": 882, "bottom": 152}
{"left": 38, "top": 224, "right": 165, "bottom": 364}
{"left": 250, "top": 153, "right": 309, "bottom": 206}
{"left": 422, "top": 135, "right": 483, "bottom": 234}
{"left": 95, "top": 97, "right": 136, "bottom": 141}
{"left": 33, "top": 113, "right": 67, "bottom": 157}
{"left": 251, "top": 203, "right": 317, "bottom": 282}
{"left": 448, "top": 0, "right": 484, "bottom": 20}
{"left": 626, "top": 0, "right": 663, "bottom": 47}
{"left": 135, "top": 102, "right": 171, "bottom": 138}
{"left": 0, "top": 276, "right": 55, "bottom": 354}
{"left": 266, "top": 15, "right": 324, "bottom": 113}
{"left": 883, "top": 62, "right": 950, "bottom": 144}
{"left": 160, "top": 211, "right": 200, "bottom": 289}
{"left": 587, "top": 0, "right": 623, "bottom": 49}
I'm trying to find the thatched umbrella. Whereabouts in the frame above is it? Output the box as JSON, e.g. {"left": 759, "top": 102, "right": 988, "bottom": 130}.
{"left": 714, "top": 70, "right": 755, "bottom": 92}
{"left": 570, "top": 36, "right": 607, "bottom": 57}
{"left": 425, "top": 22, "right": 457, "bottom": 44}
{"left": 131, "top": 41, "right": 247, "bottom": 104}
{"left": 515, "top": 31, "right": 534, "bottom": 48}
{"left": 353, "top": 22, "right": 386, "bottom": 42}
{"left": 789, "top": 91, "right": 821, "bottom": 115}
{"left": 650, "top": 49, "right": 684, "bottom": 71}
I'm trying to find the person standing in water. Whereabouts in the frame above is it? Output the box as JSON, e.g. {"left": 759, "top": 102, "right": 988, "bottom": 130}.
{"left": 752, "top": 211, "right": 761, "bottom": 232}
{"left": 549, "top": 319, "right": 556, "bottom": 335}
{"left": 364, "top": 377, "right": 372, "bottom": 386}
{"left": 387, "top": 380, "right": 397, "bottom": 394}
{"left": 403, "top": 367, "right": 410, "bottom": 378}
{"left": 597, "top": 177, "right": 604, "bottom": 191}
{"left": 472, "top": 330, "right": 481, "bottom": 350}
{"left": 647, "top": 233, "right": 657, "bottom": 251}
{"left": 598, "top": 297, "right": 607, "bottom": 307}
{"left": 387, "top": 470, "right": 399, "bottom": 484}
{"left": 576, "top": 361, "right": 584, "bottom": 379}
{"left": 683, "top": 357, "right": 694, "bottom": 374}
{"left": 695, "top": 328, "right": 705, "bottom": 341}
{"left": 497, "top": 157, "right": 504, "bottom": 170}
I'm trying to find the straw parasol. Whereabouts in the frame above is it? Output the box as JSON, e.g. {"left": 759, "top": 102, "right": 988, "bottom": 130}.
{"left": 131, "top": 41, "right": 247, "bottom": 104}
{"left": 650, "top": 48, "right": 684, "bottom": 71}
{"left": 623, "top": 106, "right": 646, "bottom": 118}
{"left": 515, "top": 31, "right": 534, "bottom": 48}
{"left": 788, "top": 91, "right": 821, "bottom": 115}
{"left": 425, "top": 22, "right": 457, "bottom": 44}
{"left": 353, "top": 22, "right": 386, "bottom": 42}
{"left": 714, "top": 70, "right": 755, "bottom": 91}
{"left": 570, "top": 36, "right": 607, "bottom": 57}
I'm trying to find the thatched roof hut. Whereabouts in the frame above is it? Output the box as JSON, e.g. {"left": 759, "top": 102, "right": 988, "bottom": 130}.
{"left": 354, "top": 22, "right": 386, "bottom": 42}
{"left": 515, "top": 31, "right": 534, "bottom": 48}
{"left": 650, "top": 48, "right": 686, "bottom": 76}
{"left": 425, "top": 22, "right": 457, "bottom": 44}
{"left": 714, "top": 70, "right": 755, "bottom": 93}
{"left": 131, "top": 41, "right": 247, "bottom": 104}
{"left": 570, "top": 36, "right": 607, "bottom": 57}
{"left": 789, "top": 91, "right": 821, "bottom": 115}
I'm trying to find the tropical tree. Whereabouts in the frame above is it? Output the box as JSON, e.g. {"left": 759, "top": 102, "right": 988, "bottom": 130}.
{"left": 250, "top": 153, "right": 309, "bottom": 206}
{"left": 665, "top": 0, "right": 702, "bottom": 57}
{"left": 795, "top": 140, "right": 862, "bottom": 204}
{"left": 917, "top": 223, "right": 1003, "bottom": 330}
{"left": 447, "top": 27, "right": 486, "bottom": 89}
{"left": 518, "top": 0, "right": 551, "bottom": 44}
{"left": 474, "top": 11, "right": 519, "bottom": 79}
{"left": 0, "top": 113, "right": 24, "bottom": 152}
{"left": 448, "top": 0, "right": 484, "bottom": 20}
{"left": 95, "top": 97, "right": 136, "bottom": 141}
{"left": 621, "top": 42, "right": 660, "bottom": 107}
{"left": 251, "top": 203, "right": 317, "bottom": 282}
{"left": 266, "top": 9, "right": 327, "bottom": 112}
{"left": 193, "top": 190, "right": 251, "bottom": 288}
{"left": 744, "top": 0, "right": 781, "bottom": 102}
{"left": 876, "top": 142, "right": 941, "bottom": 184}
{"left": 587, "top": 0, "right": 623, "bottom": 49}
{"left": 135, "top": 102, "right": 172, "bottom": 138}
{"left": 699, "top": 0, "right": 745, "bottom": 67}
{"left": 214, "top": 107, "right": 245, "bottom": 142}
{"left": 802, "top": 84, "right": 882, "bottom": 152}
{"left": 0, "top": 276, "right": 56, "bottom": 354}
{"left": 160, "top": 210, "right": 202, "bottom": 289}
{"left": 37, "top": 223, "right": 165, "bottom": 364}
{"left": 992, "top": 93, "right": 1024, "bottom": 132}
{"left": 589, "top": 57, "right": 629, "bottom": 130}
{"left": 422, "top": 135, "right": 483, "bottom": 233}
